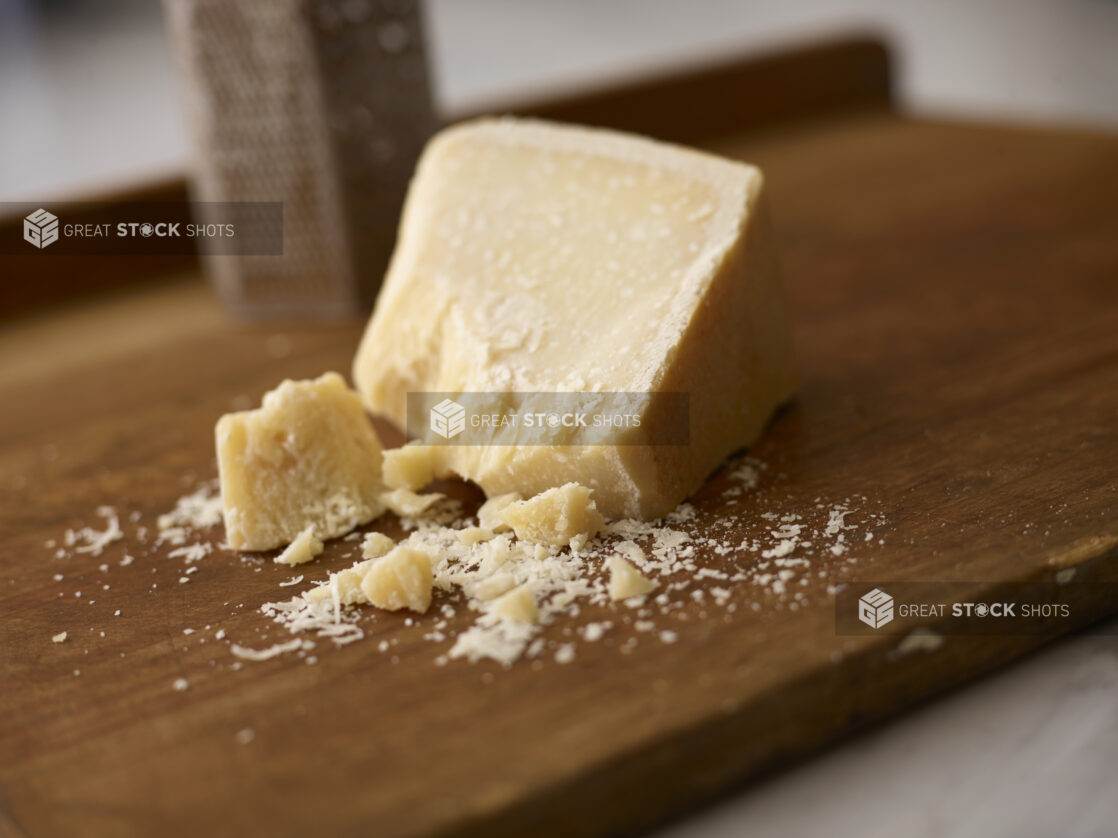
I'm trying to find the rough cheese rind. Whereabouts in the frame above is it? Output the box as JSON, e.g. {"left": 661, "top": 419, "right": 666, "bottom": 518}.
{"left": 498, "top": 483, "right": 604, "bottom": 550}
{"left": 352, "top": 117, "right": 796, "bottom": 520}
{"left": 216, "top": 372, "right": 385, "bottom": 550}
{"left": 359, "top": 546, "right": 433, "bottom": 613}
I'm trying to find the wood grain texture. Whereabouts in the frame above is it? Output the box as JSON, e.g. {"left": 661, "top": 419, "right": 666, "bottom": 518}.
{"left": 1, "top": 114, "right": 1117, "bottom": 838}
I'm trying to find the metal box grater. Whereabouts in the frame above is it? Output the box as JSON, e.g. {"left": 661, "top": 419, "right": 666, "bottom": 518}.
{"left": 164, "top": 0, "right": 438, "bottom": 318}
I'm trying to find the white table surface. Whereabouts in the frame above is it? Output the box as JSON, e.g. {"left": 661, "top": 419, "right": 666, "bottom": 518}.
{"left": 654, "top": 617, "right": 1118, "bottom": 838}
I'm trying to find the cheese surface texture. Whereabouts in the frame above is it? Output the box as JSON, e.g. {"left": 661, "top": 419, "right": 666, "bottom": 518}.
{"left": 499, "top": 483, "right": 605, "bottom": 550}
{"left": 305, "top": 558, "right": 374, "bottom": 605}
{"left": 608, "top": 555, "right": 656, "bottom": 600}
{"left": 380, "top": 488, "right": 444, "bottom": 519}
{"left": 274, "top": 525, "right": 324, "bottom": 566}
{"left": 489, "top": 584, "right": 539, "bottom": 624}
{"left": 361, "top": 532, "right": 396, "bottom": 559}
{"left": 382, "top": 443, "right": 435, "bottom": 491}
{"left": 360, "top": 546, "right": 433, "bottom": 613}
{"left": 353, "top": 118, "right": 796, "bottom": 519}
{"left": 477, "top": 493, "right": 520, "bottom": 533}
{"left": 216, "top": 372, "right": 385, "bottom": 550}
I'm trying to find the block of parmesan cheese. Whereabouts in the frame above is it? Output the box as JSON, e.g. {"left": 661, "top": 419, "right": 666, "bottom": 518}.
{"left": 216, "top": 372, "right": 385, "bottom": 550}
{"left": 353, "top": 118, "right": 796, "bottom": 520}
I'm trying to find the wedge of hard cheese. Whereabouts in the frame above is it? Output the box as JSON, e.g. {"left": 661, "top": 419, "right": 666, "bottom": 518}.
{"left": 216, "top": 372, "right": 385, "bottom": 550}
{"left": 353, "top": 118, "right": 796, "bottom": 520}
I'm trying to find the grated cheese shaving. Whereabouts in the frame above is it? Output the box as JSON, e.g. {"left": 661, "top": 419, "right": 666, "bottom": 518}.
{"left": 65, "top": 507, "right": 123, "bottom": 557}
{"left": 230, "top": 638, "right": 311, "bottom": 661}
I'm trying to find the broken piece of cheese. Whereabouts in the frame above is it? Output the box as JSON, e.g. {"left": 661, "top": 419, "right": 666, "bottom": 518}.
{"left": 382, "top": 443, "right": 435, "bottom": 491}
{"left": 353, "top": 118, "right": 796, "bottom": 520}
{"left": 360, "top": 546, "right": 433, "bottom": 613}
{"left": 489, "top": 584, "right": 539, "bottom": 624}
{"left": 380, "top": 488, "right": 444, "bottom": 519}
{"left": 477, "top": 493, "right": 520, "bottom": 533}
{"left": 274, "top": 525, "right": 324, "bottom": 566}
{"left": 608, "top": 555, "right": 656, "bottom": 600}
{"left": 499, "top": 483, "right": 604, "bottom": 550}
{"left": 216, "top": 372, "right": 385, "bottom": 551}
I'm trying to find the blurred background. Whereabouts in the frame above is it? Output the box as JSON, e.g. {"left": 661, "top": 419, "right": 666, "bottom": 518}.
{"left": 2, "top": 0, "right": 1117, "bottom": 204}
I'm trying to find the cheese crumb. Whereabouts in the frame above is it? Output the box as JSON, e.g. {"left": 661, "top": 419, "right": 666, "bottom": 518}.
{"left": 457, "top": 526, "right": 495, "bottom": 546}
{"left": 889, "top": 628, "right": 944, "bottom": 659}
{"left": 305, "top": 558, "right": 375, "bottom": 606}
{"left": 583, "top": 623, "right": 609, "bottom": 641}
{"left": 380, "top": 488, "right": 444, "bottom": 518}
{"left": 361, "top": 532, "right": 395, "bottom": 559}
{"left": 231, "top": 638, "right": 307, "bottom": 661}
{"left": 489, "top": 584, "right": 539, "bottom": 624}
{"left": 360, "top": 546, "right": 433, "bottom": 613}
{"left": 172, "top": 677, "right": 189, "bottom": 691}
{"left": 169, "top": 542, "right": 212, "bottom": 562}
{"left": 608, "top": 555, "right": 656, "bottom": 600}
{"left": 499, "top": 483, "right": 604, "bottom": 549}
{"left": 274, "top": 526, "right": 324, "bottom": 566}
{"left": 158, "top": 483, "right": 223, "bottom": 533}
{"left": 382, "top": 444, "right": 435, "bottom": 491}
{"left": 52, "top": 631, "right": 67, "bottom": 643}
{"left": 66, "top": 506, "right": 123, "bottom": 557}
{"left": 476, "top": 492, "right": 521, "bottom": 533}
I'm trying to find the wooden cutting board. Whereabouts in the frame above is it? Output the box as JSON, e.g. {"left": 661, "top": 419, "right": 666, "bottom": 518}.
{"left": 2, "top": 45, "right": 1117, "bottom": 838}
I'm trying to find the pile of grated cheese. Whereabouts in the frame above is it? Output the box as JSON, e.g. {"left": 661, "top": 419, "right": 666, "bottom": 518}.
{"left": 253, "top": 457, "right": 886, "bottom": 667}
{"left": 45, "top": 456, "right": 888, "bottom": 671}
